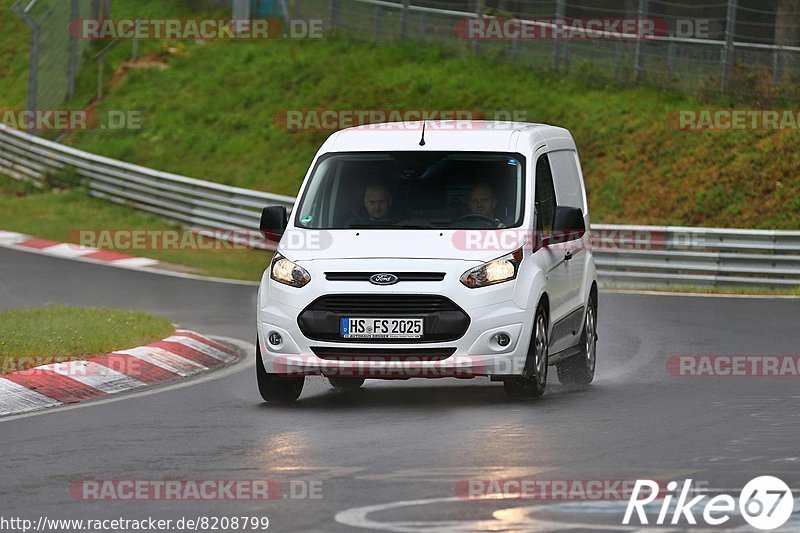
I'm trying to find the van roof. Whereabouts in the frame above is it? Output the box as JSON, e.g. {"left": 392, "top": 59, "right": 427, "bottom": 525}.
{"left": 322, "top": 121, "right": 574, "bottom": 153}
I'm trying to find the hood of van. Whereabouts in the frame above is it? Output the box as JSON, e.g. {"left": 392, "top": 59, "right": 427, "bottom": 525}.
{"left": 278, "top": 229, "right": 528, "bottom": 262}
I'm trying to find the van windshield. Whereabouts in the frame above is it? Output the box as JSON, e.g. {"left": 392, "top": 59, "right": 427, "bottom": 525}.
{"left": 294, "top": 152, "right": 525, "bottom": 230}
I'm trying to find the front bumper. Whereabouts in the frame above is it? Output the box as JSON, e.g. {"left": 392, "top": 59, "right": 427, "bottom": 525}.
{"left": 257, "top": 295, "right": 533, "bottom": 378}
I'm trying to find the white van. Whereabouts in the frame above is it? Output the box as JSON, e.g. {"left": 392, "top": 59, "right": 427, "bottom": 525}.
{"left": 256, "top": 121, "right": 598, "bottom": 402}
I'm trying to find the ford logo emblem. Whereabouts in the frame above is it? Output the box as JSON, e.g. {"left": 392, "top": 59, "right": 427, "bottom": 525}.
{"left": 369, "top": 273, "right": 399, "bottom": 285}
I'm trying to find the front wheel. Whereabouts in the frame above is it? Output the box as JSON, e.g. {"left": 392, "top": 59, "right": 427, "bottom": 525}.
{"left": 556, "top": 292, "right": 597, "bottom": 385}
{"left": 256, "top": 337, "right": 304, "bottom": 403}
{"left": 504, "top": 305, "right": 549, "bottom": 399}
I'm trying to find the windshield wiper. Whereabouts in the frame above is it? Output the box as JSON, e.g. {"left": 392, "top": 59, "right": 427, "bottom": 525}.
{"left": 346, "top": 224, "right": 435, "bottom": 229}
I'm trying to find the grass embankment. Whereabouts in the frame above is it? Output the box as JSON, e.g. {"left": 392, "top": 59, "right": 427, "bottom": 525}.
{"left": 1, "top": 2, "right": 796, "bottom": 283}
{"left": 1, "top": 1, "right": 269, "bottom": 281}
{"left": 59, "top": 35, "right": 800, "bottom": 230}
{"left": 0, "top": 176, "right": 272, "bottom": 280}
{"left": 0, "top": 305, "right": 174, "bottom": 373}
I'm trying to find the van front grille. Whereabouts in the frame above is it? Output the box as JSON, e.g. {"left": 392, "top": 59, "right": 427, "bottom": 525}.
{"left": 306, "top": 294, "right": 460, "bottom": 314}
{"left": 298, "top": 294, "right": 470, "bottom": 343}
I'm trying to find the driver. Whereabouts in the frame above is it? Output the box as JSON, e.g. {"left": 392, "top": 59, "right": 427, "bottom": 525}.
{"left": 467, "top": 183, "right": 505, "bottom": 228}
{"left": 346, "top": 182, "right": 395, "bottom": 226}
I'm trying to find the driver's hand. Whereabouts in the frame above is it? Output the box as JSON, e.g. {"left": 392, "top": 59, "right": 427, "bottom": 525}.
{"left": 495, "top": 220, "right": 506, "bottom": 229}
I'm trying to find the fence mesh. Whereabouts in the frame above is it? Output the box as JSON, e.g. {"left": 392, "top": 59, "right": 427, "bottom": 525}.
{"left": 292, "top": 0, "right": 800, "bottom": 103}
{"left": 12, "top": 0, "right": 800, "bottom": 115}
{"left": 12, "top": 0, "right": 104, "bottom": 114}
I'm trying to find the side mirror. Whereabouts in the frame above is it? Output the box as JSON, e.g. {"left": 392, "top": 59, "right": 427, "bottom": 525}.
{"left": 542, "top": 206, "right": 585, "bottom": 247}
{"left": 260, "top": 205, "right": 288, "bottom": 242}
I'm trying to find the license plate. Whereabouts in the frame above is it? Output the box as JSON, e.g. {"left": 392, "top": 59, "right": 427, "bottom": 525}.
{"left": 340, "top": 317, "right": 423, "bottom": 339}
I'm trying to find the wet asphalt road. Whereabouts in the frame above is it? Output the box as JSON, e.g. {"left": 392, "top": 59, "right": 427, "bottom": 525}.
{"left": 1, "top": 247, "right": 799, "bottom": 532}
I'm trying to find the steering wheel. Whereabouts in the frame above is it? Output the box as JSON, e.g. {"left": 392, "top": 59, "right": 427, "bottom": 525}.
{"left": 455, "top": 213, "right": 499, "bottom": 226}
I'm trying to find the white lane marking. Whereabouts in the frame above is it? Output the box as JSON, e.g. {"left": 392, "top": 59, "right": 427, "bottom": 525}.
{"left": 165, "top": 335, "right": 237, "bottom": 362}
{"left": 0, "top": 231, "right": 29, "bottom": 246}
{"left": 111, "top": 257, "right": 160, "bottom": 267}
{"left": 0, "top": 337, "right": 249, "bottom": 423}
{"left": 115, "top": 346, "right": 207, "bottom": 377}
{"left": 0, "top": 378, "right": 61, "bottom": 416}
{"left": 39, "top": 242, "right": 97, "bottom": 258}
{"left": 45, "top": 361, "right": 146, "bottom": 394}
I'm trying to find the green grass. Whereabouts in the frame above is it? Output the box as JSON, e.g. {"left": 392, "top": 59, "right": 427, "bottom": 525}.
{"left": 57, "top": 33, "right": 800, "bottom": 230}
{"left": 0, "top": 176, "right": 272, "bottom": 281}
{"left": 2, "top": 1, "right": 797, "bottom": 287}
{"left": 0, "top": 305, "right": 175, "bottom": 372}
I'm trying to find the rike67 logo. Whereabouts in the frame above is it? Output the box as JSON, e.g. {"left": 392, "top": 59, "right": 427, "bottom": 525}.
{"left": 623, "top": 476, "right": 794, "bottom": 530}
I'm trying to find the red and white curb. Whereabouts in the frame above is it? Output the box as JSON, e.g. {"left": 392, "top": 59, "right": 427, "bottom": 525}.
{"left": 0, "top": 330, "right": 238, "bottom": 417}
{"left": 0, "top": 230, "right": 179, "bottom": 272}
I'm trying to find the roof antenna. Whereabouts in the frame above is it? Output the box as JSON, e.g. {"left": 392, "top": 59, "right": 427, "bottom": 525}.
{"left": 419, "top": 77, "right": 432, "bottom": 147}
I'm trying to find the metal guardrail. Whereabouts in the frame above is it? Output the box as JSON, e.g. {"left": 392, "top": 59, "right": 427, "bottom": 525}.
{"left": 591, "top": 224, "right": 800, "bottom": 289}
{"left": 0, "top": 124, "right": 295, "bottom": 249}
{"left": 1, "top": 124, "right": 799, "bottom": 289}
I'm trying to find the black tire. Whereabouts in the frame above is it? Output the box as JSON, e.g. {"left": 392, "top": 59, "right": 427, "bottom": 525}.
{"left": 256, "top": 338, "right": 304, "bottom": 403}
{"left": 556, "top": 291, "right": 597, "bottom": 386}
{"left": 503, "top": 304, "right": 549, "bottom": 399}
{"left": 328, "top": 377, "right": 366, "bottom": 390}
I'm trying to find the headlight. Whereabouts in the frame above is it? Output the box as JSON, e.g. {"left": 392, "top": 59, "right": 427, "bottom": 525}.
{"left": 270, "top": 253, "right": 311, "bottom": 288}
{"left": 460, "top": 248, "right": 523, "bottom": 288}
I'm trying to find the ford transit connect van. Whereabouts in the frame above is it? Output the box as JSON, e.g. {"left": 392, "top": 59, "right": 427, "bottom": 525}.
{"left": 256, "top": 121, "right": 598, "bottom": 402}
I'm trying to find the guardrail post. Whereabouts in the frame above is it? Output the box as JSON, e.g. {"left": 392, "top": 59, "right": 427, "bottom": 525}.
{"left": 67, "top": 0, "right": 79, "bottom": 99}
{"left": 330, "top": 0, "right": 340, "bottom": 30}
{"left": 97, "top": 56, "right": 105, "bottom": 100}
{"left": 400, "top": 0, "right": 410, "bottom": 40}
{"left": 510, "top": 29, "right": 519, "bottom": 59}
{"left": 554, "top": 0, "right": 565, "bottom": 71}
{"left": 12, "top": 4, "right": 39, "bottom": 118}
{"left": 720, "top": 0, "right": 737, "bottom": 94}
{"left": 132, "top": 20, "right": 140, "bottom": 60}
{"left": 666, "top": 40, "right": 676, "bottom": 86}
{"left": 634, "top": 0, "right": 649, "bottom": 82}
{"left": 373, "top": 5, "right": 381, "bottom": 37}
{"left": 474, "top": 0, "right": 484, "bottom": 52}
{"left": 773, "top": 47, "right": 784, "bottom": 85}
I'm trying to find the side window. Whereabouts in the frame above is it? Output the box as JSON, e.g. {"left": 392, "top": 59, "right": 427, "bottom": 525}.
{"left": 535, "top": 154, "right": 556, "bottom": 234}
{"left": 549, "top": 149, "right": 584, "bottom": 211}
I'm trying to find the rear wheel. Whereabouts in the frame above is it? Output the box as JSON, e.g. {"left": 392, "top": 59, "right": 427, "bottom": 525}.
{"left": 503, "top": 305, "right": 548, "bottom": 399}
{"left": 328, "top": 377, "right": 365, "bottom": 390}
{"left": 256, "top": 337, "right": 304, "bottom": 403}
{"left": 556, "top": 292, "right": 597, "bottom": 385}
